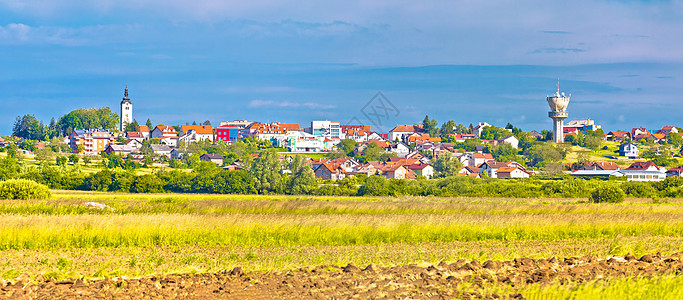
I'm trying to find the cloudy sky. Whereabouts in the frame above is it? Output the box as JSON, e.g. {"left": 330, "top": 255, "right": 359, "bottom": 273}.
{"left": 2, "top": 0, "right": 683, "bottom": 134}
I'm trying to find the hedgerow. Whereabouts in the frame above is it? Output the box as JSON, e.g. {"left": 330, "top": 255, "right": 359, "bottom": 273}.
{"left": 0, "top": 179, "right": 51, "bottom": 200}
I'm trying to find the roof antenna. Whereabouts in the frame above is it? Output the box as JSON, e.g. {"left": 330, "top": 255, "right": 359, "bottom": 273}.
{"left": 557, "top": 78, "right": 560, "bottom": 94}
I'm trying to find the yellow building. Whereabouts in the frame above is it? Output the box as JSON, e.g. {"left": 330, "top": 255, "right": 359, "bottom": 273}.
{"left": 69, "top": 129, "right": 115, "bottom": 155}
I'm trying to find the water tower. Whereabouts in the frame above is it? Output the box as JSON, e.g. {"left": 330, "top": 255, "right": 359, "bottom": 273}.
{"left": 547, "top": 82, "right": 570, "bottom": 143}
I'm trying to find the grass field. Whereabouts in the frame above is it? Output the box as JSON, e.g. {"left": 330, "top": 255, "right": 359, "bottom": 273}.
{"left": 2, "top": 190, "right": 683, "bottom": 297}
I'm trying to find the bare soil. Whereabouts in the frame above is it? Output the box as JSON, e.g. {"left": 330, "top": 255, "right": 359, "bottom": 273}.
{"left": 2, "top": 252, "right": 683, "bottom": 299}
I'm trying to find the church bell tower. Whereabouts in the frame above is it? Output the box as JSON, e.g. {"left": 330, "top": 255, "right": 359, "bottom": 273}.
{"left": 120, "top": 86, "right": 133, "bottom": 131}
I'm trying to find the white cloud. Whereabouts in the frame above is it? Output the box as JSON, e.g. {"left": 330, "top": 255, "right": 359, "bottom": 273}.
{"left": 248, "top": 99, "right": 335, "bottom": 109}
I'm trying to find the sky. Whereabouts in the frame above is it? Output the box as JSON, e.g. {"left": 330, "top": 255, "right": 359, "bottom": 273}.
{"left": 2, "top": 0, "right": 683, "bottom": 134}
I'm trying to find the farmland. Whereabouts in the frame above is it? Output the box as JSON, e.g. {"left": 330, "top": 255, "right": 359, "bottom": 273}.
{"left": 2, "top": 191, "right": 683, "bottom": 298}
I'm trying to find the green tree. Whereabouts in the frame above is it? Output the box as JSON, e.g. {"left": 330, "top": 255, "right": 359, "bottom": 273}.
{"left": 125, "top": 119, "right": 141, "bottom": 132}
{"left": 433, "top": 152, "right": 463, "bottom": 177}
{"left": 288, "top": 156, "right": 317, "bottom": 195}
{"left": 337, "top": 139, "right": 358, "bottom": 156}
{"left": 146, "top": 118, "right": 153, "bottom": 130}
{"left": 589, "top": 185, "right": 626, "bottom": 203}
{"left": 57, "top": 107, "right": 118, "bottom": 135}
{"left": 525, "top": 143, "right": 562, "bottom": 168}
{"left": 249, "top": 150, "right": 286, "bottom": 194}
{"left": 439, "top": 120, "right": 456, "bottom": 137}
{"left": 69, "top": 154, "right": 80, "bottom": 164}
{"left": 422, "top": 115, "right": 439, "bottom": 137}
{"left": 667, "top": 132, "right": 683, "bottom": 147}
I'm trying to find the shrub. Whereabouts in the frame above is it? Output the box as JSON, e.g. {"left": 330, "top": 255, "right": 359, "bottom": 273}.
{"left": 589, "top": 185, "right": 625, "bottom": 203}
{"left": 0, "top": 179, "right": 51, "bottom": 200}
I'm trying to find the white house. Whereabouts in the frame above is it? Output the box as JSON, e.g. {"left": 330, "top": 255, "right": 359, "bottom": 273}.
{"left": 473, "top": 122, "right": 491, "bottom": 138}
{"left": 498, "top": 136, "right": 519, "bottom": 149}
{"left": 389, "top": 125, "right": 422, "bottom": 142}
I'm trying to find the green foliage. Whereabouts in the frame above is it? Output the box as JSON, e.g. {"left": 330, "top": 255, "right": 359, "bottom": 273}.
{"left": 337, "top": 139, "right": 357, "bottom": 156}
{"left": 250, "top": 150, "right": 286, "bottom": 194}
{"left": 479, "top": 126, "right": 512, "bottom": 140}
{"left": 525, "top": 143, "right": 562, "bottom": 168}
{"left": 589, "top": 185, "right": 626, "bottom": 203}
{"left": 432, "top": 153, "right": 463, "bottom": 177}
{"left": 56, "top": 107, "right": 119, "bottom": 136}
{"left": 12, "top": 114, "right": 48, "bottom": 140}
{"left": 422, "top": 115, "right": 439, "bottom": 137}
{"left": 0, "top": 179, "right": 51, "bottom": 200}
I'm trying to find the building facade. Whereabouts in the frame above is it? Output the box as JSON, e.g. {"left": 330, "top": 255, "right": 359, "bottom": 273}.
{"left": 310, "top": 121, "right": 341, "bottom": 139}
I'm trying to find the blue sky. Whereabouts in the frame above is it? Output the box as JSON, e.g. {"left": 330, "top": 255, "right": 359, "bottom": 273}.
{"left": 2, "top": 0, "right": 683, "bottom": 134}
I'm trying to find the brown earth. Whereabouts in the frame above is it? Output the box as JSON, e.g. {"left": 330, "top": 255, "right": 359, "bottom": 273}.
{"left": 2, "top": 252, "right": 683, "bottom": 299}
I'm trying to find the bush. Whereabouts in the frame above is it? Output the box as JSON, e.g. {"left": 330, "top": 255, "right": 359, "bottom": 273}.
{"left": 589, "top": 185, "right": 625, "bottom": 203}
{"left": 0, "top": 179, "right": 51, "bottom": 200}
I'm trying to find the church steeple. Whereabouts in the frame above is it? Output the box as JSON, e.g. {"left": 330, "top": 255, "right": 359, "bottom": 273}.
{"left": 120, "top": 85, "right": 133, "bottom": 131}
{"left": 122, "top": 85, "right": 131, "bottom": 103}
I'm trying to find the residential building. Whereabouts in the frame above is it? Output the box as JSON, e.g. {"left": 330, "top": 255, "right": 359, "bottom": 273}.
{"left": 69, "top": 129, "right": 115, "bottom": 155}
{"left": 461, "top": 152, "right": 494, "bottom": 167}
{"left": 666, "top": 166, "right": 683, "bottom": 177}
{"left": 451, "top": 133, "right": 477, "bottom": 143}
{"left": 382, "top": 164, "right": 410, "bottom": 179}
{"left": 389, "top": 125, "right": 423, "bottom": 142}
{"left": 498, "top": 136, "right": 519, "bottom": 149}
{"left": 619, "top": 143, "right": 639, "bottom": 159}
{"left": 200, "top": 153, "right": 224, "bottom": 165}
{"left": 126, "top": 132, "right": 146, "bottom": 142}
{"left": 656, "top": 126, "right": 679, "bottom": 136}
{"left": 479, "top": 161, "right": 508, "bottom": 178}
{"left": 310, "top": 121, "right": 341, "bottom": 139}
{"left": 180, "top": 125, "right": 214, "bottom": 143}
{"left": 151, "top": 126, "right": 178, "bottom": 139}
{"left": 406, "top": 163, "right": 434, "bottom": 178}
{"left": 289, "top": 136, "right": 337, "bottom": 152}
{"left": 496, "top": 166, "right": 530, "bottom": 178}
{"left": 626, "top": 162, "right": 665, "bottom": 172}
{"left": 564, "top": 119, "right": 602, "bottom": 133}
{"left": 138, "top": 125, "right": 151, "bottom": 139}
{"left": 215, "top": 125, "right": 241, "bottom": 143}
{"left": 245, "top": 122, "right": 301, "bottom": 147}
{"left": 620, "top": 170, "right": 666, "bottom": 181}
{"left": 219, "top": 120, "right": 254, "bottom": 129}
{"left": 472, "top": 122, "right": 490, "bottom": 138}
{"left": 341, "top": 125, "right": 372, "bottom": 142}
{"left": 605, "top": 131, "right": 631, "bottom": 141}
{"left": 577, "top": 162, "right": 620, "bottom": 171}
{"left": 104, "top": 144, "right": 135, "bottom": 156}
{"left": 150, "top": 144, "right": 172, "bottom": 157}
{"left": 386, "top": 142, "right": 410, "bottom": 155}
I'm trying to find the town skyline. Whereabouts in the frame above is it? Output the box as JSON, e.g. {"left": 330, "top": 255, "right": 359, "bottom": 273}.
{"left": 3, "top": 1, "right": 683, "bottom": 134}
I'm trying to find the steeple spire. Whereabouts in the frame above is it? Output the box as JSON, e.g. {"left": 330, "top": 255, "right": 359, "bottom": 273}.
{"left": 124, "top": 85, "right": 128, "bottom": 98}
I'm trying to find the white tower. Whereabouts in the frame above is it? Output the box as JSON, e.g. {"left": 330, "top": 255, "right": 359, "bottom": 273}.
{"left": 120, "top": 86, "right": 133, "bottom": 131}
{"left": 547, "top": 82, "right": 570, "bottom": 143}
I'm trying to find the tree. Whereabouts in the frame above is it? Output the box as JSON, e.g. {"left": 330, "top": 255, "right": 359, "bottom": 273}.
{"left": 288, "top": 156, "right": 317, "bottom": 194}
{"left": 69, "top": 154, "right": 80, "bottom": 164}
{"left": 249, "top": 150, "right": 286, "bottom": 194}
{"left": 202, "top": 120, "right": 211, "bottom": 126}
{"left": 433, "top": 152, "right": 463, "bottom": 177}
{"left": 146, "top": 118, "right": 153, "bottom": 130}
{"left": 668, "top": 132, "right": 683, "bottom": 147}
{"left": 422, "top": 115, "right": 439, "bottom": 137}
{"left": 439, "top": 120, "right": 456, "bottom": 137}
{"left": 56, "top": 107, "right": 118, "bottom": 136}
{"left": 589, "top": 185, "right": 625, "bottom": 203}
{"left": 337, "top": 139, "right": 357, "bottom": 156}
{"left": 125, "top": 119, "right": 141, "bottom": 132}
{"left": 525, "top": 143, "right": 562, "bottom": 168}
{"left": 12, "top": 114, "right": 42, "bottom": 140}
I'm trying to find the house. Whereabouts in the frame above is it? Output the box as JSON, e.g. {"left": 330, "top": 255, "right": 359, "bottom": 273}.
{"left": 461, "top": 152, "right": 494, "bottom": 167}
{"left": 179, "top": 124, "right": 214, "bottom": 143}
{"left": 620, "top": 170, "right": 666, "bottom": 181}
{"left": 126, "top": 131, "right": 146, "bottom": 142}
{"left": 215, "top": 125, "right": 240, "bottom": 143}
{"left": 126, "top": 139, "right": 143, "bottom": 150}
{"left": 631, "top": 128, "right": 649, "bottom": 138}
{"left": 529, "top": 130, "right": 544, "bottom": 140}
{"left": 200, "top": 153, "right": 224, "bottom": 165}
{"left": 656, "top": 126, "right": 679, "bottom": 136}
{"left": 497, "top": 136, "right": 519, "bottom": 149}
{"left": 314, "top": 162, "right": 346, "bottom": 180}
{"left": 626, "top": 162, "right": 665, "bottom": 172}
{"left": 450, "top": 134, "right": 477, "bottom": 143}
{"left": 389, "top": 125, "right": 423, "bottom": 142}
{"left": 151, "top": 125, "right": 178, "bottom": 139}
{"left": 223, "top": 161, "right": 245, "bottom": 171}
{"left": 157, "top": 136, "right": 178, "bottom": 147}
{"left": 564, "top": 119, "right": 602, "bottom": 133}
{"left": 219, "top": 120, "right": 254, "bottom": 129}
{"left": 619, "top": 143, "right": 639, "bottom": 159}
{"left": 341, "top": 125, "right": 372, "bottom": 142}
{"left": 386, "top": 142, "right": 410, "bottom": 155}
{"left": 407, "top": 134, "right": 441, "bottom": 145}
{"left": 605, "top": 131, "right": 631, "bottom": 141}
{"left": 666, "top": 166, "right": 683, "bottom": 177}
{"left": 577, "top": 162, "right": 620, "bottom": 171}
{"left": 245, "top": 122, "right": 302, "bottom": 147}
{"left": 571, "top": 170, "right": 626, "bottom": 179}
{"left": 472, "top": 122, "right": 490, "bottom": 138}
{"left": 104, "top": 144, "right": 135, "bottom": 156}
{"left": 406, "top": 163, "right": 434, "bottom": 178}
{"left": 150, "top": 144, "right": 172, "bottom": 157}
{"left": 138, "top": 125, "right": 151, "bottom": 139}
{"left": 69, "top": 129, "right": 115, "bottom": 155}
{"left": 366, "top": 132, "right": 386, "bottom": 141}
{"left": 479, "top": 161, "right": 508, "bottom": 178}
{"left": 496, "top": 166, "right": 530, "bottom": 178}
{"left": 381, "top": 164, "right": 410, "bottom": 179}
